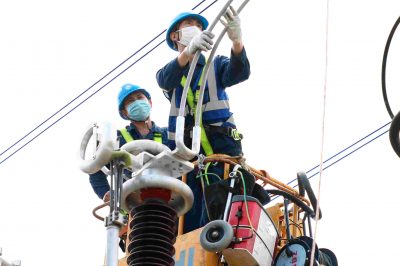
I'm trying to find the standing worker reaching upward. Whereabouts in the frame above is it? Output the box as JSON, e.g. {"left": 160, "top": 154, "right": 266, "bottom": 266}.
{"left": 156, "top": 6, "right": 249, "bottom": 156}
{"left": 156, "top": 7, "right": 251, "bottom": 232}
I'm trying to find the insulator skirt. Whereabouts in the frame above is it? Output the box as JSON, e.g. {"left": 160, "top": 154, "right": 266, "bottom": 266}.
{"left": 127, "top": 200, "right": 178, "bottom": 266}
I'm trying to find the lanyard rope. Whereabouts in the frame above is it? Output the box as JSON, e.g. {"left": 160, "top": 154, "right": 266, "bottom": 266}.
{"left": 310, "top": 0, "right": 330, "bottom": 264}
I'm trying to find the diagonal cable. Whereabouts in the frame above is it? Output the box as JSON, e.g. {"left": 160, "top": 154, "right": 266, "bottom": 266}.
{"left": 286, "top": 121, "right": 391, "bottom": 186}
{"left": 270, "top": 121, "right": 390, "bottom": 201}
{"left": 0, "top": 0, "right": 219, "bottom": 163}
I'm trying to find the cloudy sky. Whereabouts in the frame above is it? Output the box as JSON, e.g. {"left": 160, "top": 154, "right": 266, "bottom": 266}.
{"left": 1, "top": 0, "right": 400, "bottom": 265}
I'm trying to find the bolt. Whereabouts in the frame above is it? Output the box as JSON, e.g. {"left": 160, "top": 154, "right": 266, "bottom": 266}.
{"left": 211, "top": 230, "right": 220, "bottom": 239}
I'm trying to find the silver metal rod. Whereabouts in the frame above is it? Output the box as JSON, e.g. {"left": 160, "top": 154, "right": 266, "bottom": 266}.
{"left": 223, "top": 178, "right": 236, "bottom": 221}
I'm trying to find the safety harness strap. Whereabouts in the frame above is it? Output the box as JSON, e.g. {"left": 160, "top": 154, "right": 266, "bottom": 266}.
{"left": 181, "top": 69, "right": 214, "bottom": 156}
{"left": 119, "top": 128, "right": 162, "bottom": 143}
{"left": 153, "top": 132, "right": 162, "bottom": 143}
{"left": 120, "top": 128, "right": 134, "bottom": 142}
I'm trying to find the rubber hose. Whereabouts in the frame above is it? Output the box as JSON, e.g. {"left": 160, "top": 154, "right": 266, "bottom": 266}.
{"left": 297, "top": 172, "right": 322, "bottom": 219}
{"left": 382, "top": 16, "right": 400, "bottom": 119}
{"left": 266, "top": 189, "right": 315, "bottom": 218}
{"left": 389, "top": 110, "right": 400, "bottom": 158}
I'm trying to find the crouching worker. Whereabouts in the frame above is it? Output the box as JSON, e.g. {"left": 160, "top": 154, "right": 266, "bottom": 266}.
{"left": 156, "top": 9, "right": 269, "bottom": 233}
{"left": 88, "top": 83, "right": 168, "bottom": 250}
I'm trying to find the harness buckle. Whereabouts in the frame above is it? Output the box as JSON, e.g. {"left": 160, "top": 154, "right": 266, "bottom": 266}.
{"left": 197, "top": 154, "right": 207, "bottom": 170}
{"left": 228, "top": 128, "right": 242, "bottom": 141}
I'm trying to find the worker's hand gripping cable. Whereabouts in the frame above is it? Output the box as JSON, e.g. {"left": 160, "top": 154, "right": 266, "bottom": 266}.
{"left": 220, "top": 5, "right": 243, "bottom": 44}
{"left": 184, "top": 30, "right": 214, "bottom": 56}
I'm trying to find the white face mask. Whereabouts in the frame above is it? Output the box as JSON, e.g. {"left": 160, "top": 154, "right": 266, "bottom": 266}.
{"left": 176, "top": 26, "right": 202, "bottom": 46}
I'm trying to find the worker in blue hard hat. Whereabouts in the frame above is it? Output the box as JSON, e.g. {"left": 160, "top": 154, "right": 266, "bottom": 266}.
{"left": 87, "top": 83, "right": 168, "bottom": 253}
{"left": 156, "top": 7, "right": 251, "bottom": 233}
{"left": 88, "top": 83, "right": 168, "bottom": 202}
{"left": 157, "top": 7, "right": 249, "bottom": 155}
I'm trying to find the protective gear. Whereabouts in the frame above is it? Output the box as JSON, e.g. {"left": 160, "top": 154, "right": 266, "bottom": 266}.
{"left": 185, "top": 30, "right": 214, "bottom": 56}
{"left": 165, "top": 56, "right": 237, "bottom": 151}
{"left": 177, "top": 26, "right": 202, "bottom": 47}
{"left": 120, "top": 128, "right": 162, "bottom": 144}
{"left": 126, "top": 99, "right": 151, "bottom": 121}
{"left": 118, "top": 83, "right": 151, "bottom": 120}
{"left": 220, "top": 6, "right": 242, "bottom": 43}
{"left": 166, "top": 12, "right": 209, "bottom": 51}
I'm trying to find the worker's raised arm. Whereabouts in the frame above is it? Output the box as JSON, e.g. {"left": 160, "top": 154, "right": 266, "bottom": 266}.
{"left": 215, "top": 47, "right": 250, "bottom": 88}
{"left": 156, "top": 58, "right": 186, "bottom": 91}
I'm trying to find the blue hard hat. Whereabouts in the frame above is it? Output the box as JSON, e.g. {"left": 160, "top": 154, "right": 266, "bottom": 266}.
{"left": 118, "top": 83, "right": 151, "bottom": 119}
{"left": 166, "top": 12, "right": 209, "bottom": 51}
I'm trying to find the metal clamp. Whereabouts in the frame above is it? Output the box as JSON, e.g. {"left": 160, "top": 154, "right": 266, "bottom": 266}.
{"left": 197, "top": 154, "right": 207, "bottom": 170}
{"left": 229, "top": 164, "right": 242, "bottom": 178}
{"left": 105, "top": 212, "right": 128, "bottom": 227}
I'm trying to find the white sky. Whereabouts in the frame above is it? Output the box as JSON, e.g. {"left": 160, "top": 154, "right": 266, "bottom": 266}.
{"left": 1, "top": 0, "right": 400, "bottom": 265}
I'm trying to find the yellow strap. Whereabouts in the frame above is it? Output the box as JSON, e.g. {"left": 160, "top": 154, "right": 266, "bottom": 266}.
{"left": 180, "top": 69, "right": 214, "bottom": 156}
{"left": 153, "top": 132, "right": 162, "bottom": 143}
{"left": 120, "top": 128, "right": 162, "bottom": 143}
{"left": 120, "top": 128, "right": 134, "bottom": 142}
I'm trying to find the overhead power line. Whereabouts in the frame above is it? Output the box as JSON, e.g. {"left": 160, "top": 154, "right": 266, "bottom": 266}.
{"left": 0, "top": 0, "right": 219, "bottom": 165}
{"left": 269, "top": 121, "right": 390, "bottom": 202}
{"left": 0, "top": 0, "right": 393, "bottom": 186}
{"left": 288, "top": 121, "right": 391, "bottom": 187}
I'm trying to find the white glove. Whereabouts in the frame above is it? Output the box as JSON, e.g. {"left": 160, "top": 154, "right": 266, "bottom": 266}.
{"left": 220, "top": 6, "right": 242, "bottom": 43}
{"left": 185, "top": 30, "right": 215, "bottom": 56}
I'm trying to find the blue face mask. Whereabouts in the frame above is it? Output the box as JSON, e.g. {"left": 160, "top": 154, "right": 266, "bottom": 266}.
{"left": 126, "top": 99, "right": 151, "bottom": 121}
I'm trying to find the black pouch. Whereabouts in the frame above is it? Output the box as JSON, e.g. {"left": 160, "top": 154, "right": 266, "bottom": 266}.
{"left": 203, "top": 168, "right": 270, "bottom": 221}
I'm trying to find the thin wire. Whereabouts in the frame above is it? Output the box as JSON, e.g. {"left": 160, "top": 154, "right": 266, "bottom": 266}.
{"left": 310, "top": 1, "right": 329, "bottom": 263}
{"left": 199, "top": 0, "right": 219, "bottom": 14}
{"left": 239, "top": 171, "right": 254, "bottom": 230}
{"left": 0, "top": 0, "right": 219, "bottom": 165}
{"left": 192, "top": 0, "right": 207, "bottom": 10}
{"left": 0, "top": 40, "right": 164, "bottom": 165}
{"left": 0, "top": 32, "right": 164, "bottom": 159}
{"left": 310, "top": 129, "right": 389, "bottom": 178}
{"left": 285, "top": 121, "right": 390, "bottom": 187}
{"left": 270, "top": 127, "right": 389, "bottom": 201}
{"left": 299, "top": 122, "right": 390, "bottom": 182}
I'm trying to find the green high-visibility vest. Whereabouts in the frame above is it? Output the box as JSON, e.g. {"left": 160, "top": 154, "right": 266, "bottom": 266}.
{"left": 119, "top": 128, "right": 162, "bottom": 143}
{"left": 180, "top": 67, "right": 214, "bottom": 156}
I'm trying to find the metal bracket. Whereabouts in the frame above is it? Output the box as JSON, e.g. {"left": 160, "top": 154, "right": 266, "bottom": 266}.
{"left": 105, "top": 212, "right": 128, "bottom": 227}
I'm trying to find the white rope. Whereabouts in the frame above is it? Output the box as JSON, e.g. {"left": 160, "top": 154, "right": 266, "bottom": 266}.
{"left": 309, "top": 0, "right": 330, "bottom": 264}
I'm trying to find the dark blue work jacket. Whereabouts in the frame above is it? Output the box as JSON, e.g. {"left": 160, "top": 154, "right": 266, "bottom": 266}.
{"left": 156, "top": 48, "right": 250, "bottom": 156}
{"left": 88, "top": 122, "right": 168, "bottom": 199}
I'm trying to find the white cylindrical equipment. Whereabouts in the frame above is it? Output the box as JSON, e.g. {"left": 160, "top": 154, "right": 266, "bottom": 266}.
{"left": 105, "top": 225, "right": 120, "bottom": 266}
